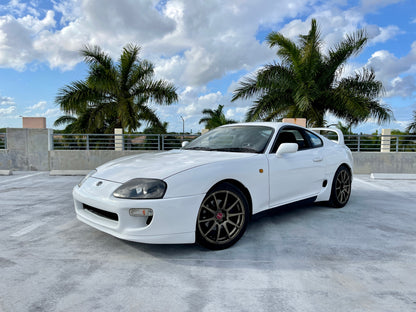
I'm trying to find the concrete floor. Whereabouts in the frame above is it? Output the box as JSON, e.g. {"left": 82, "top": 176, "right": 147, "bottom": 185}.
{"left": 0, "top": 172, "right": 415, "bottom": 312}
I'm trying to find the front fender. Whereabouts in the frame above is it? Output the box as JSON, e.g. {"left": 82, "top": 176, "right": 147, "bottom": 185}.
{"left": 163, "top": 154, "right": 269, "bottom": 214}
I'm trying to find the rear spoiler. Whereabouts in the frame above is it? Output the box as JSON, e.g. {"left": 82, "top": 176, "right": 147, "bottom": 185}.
{"left": 309, "top": 128, "right": 344, "bottom": 145}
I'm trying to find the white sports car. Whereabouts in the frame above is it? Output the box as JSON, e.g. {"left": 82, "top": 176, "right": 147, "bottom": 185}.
{"left": 73, "top": 122, "right": 353, "bottom": 250}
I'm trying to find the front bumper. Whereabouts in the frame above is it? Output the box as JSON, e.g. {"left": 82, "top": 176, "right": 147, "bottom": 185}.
{"left": 73, "top": 177, "right": 205, "bottom": 244}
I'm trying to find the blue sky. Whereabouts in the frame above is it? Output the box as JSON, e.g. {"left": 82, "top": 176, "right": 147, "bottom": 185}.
{"left": 0, "top": 0, "right": 415, "bottom": 133}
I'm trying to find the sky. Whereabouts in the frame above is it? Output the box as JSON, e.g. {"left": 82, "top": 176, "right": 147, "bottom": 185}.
{"left": 0, "top": 0, "right": 415, "bottom": 134}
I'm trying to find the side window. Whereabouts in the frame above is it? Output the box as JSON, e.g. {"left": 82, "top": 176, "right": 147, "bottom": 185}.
{"left": 271, "top": 127, "right": 310, "bottom": 153}
{"left": 304, "top": 130, "right": 323, "bottom": 148}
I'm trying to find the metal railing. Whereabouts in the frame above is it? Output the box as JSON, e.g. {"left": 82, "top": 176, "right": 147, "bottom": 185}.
{"left": 343, "top": 134, "right": 416, "bottom": 152}
{"left": 51, "top": 132, "right": 416, "bottom": 152}
{"left": 52, "top": 133, "right": 199, "bottom": 151}
{"left": 0, "top": 133, "right": 6, "bottom": 149}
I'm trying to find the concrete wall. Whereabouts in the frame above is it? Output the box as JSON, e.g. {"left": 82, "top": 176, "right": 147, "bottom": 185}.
{"left": 2, "top": 128, "right": 49, "bottom": 170}
{"left": 48, "top": 151, "right": 416, "bottom": 173}
{"left": 352, "top": 152, "right": 416, "bottom": 174}
{"left": 0, "top": 150, "right": 10, "bottom": 169}
{"left": 49, "top": 150, "right": 154, "bottom": 170}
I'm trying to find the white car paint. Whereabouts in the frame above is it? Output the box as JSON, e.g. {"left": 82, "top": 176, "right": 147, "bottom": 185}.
{"left": 73, "top": 122, "right": 353, "bottom": 245}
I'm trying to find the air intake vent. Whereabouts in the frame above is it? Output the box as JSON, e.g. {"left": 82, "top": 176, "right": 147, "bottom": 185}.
{"left": 83, "top": 204, "right": 118, "bottom": 221}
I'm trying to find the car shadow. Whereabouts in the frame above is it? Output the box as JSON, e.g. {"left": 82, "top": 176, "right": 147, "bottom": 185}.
{"left": 118, "top": 200, "right": 330, "bottom": 269}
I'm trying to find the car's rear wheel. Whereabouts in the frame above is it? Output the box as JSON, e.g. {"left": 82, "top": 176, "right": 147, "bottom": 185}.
{"left": 196, "top": 182, "right": 249, "bottom": 250}
{"left": 328, "top": 165, "right": 352, "bottom": 208}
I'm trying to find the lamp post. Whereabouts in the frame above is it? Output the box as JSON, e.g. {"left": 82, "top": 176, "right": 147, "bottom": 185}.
{"left": 180, "top": 116, "right": 185, "bottom": 141}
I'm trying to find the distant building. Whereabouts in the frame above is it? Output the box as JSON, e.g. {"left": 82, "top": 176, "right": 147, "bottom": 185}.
{"left": 282, "top": 118, "right": 307, "bottom": 127}
{"left": 22, "top": 117, "right": 46, "bottom": 129}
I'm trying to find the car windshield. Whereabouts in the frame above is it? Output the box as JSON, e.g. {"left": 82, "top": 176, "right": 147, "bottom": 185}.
{"left": 184, "top": 126, "right": 274, "bottom": 153}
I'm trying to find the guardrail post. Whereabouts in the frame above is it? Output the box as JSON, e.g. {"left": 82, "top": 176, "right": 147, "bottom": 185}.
{"left": 396, "top": 136, "right": 399, "bottom": 152}
{"left": 162, "top": 135, "right": 165, "bottom": 150}
{"left": 357, "top": 135, "right": 361, "bottom": 152}
{"left": 157, "top": 134, "right": 161, "bottom": 150}
{"left": 48, "top": 129, "right": 54, "bottom": 151}
{"left": 86, "top": 134, "right": 90, "bottom": 150}
{"left": 114, "top": 128, "right": 123, "bottom": 151}
{"left": 381, "top": 129, "right": 391, "bottom": 152}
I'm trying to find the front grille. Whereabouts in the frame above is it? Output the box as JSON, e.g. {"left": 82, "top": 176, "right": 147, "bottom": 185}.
{"left": 83, "top": 204, "right": 118, "bottom": 221}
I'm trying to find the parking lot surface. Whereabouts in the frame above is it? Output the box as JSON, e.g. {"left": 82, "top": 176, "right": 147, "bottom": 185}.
{"left": 1, "top": 172, "right": 415, "bottom": 312}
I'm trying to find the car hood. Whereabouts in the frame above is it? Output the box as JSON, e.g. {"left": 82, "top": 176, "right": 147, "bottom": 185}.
{"left": 93, "top": 149, "right": 256, "bottom": 183}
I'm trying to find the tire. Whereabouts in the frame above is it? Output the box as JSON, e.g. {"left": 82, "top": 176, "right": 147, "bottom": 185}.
{"left": 196, "top": 182, "right": 250, "bottom": 250}
{"left": 328, "top": 165, "right": 352, "bottom": 208}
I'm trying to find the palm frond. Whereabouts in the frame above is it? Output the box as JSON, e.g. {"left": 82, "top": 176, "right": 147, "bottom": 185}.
{"left": 81, "top": 45, "right": 113, "bottom": 69}
{"left": 231, "top": 75, "right": 260, "bottom": 101}
{"left": 267, "top": 32, "right": 301, "bottom": 68}
{"left": 133, "top": 80, "right": 178, "bottom": 105}
{"left": 53, "top": 115, "right": 77, "bottom": 127}
{"left": 406, "top": 111, "right": 416, "bottom": 133}
{"left": 119, "top": 44, "right": 141, "bottom": 88}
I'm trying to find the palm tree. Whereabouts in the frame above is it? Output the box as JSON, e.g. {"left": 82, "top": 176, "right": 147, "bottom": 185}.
{"left": 334, "top": 121, "right": 353, "bottom": 135}
{"left": 54, "top": 44, "right": 178, "bottom": 133}
{"left": 199, "top": 105, "right": 237, "bottom": 130}
{"left": 143, "top": 121, "right": 169, "bottom": 134}
{"left": 232, "top": 19, "right": 392, "bottom": 127}
{"left": 406, "top": 111, "right": 416, "bottom": 133}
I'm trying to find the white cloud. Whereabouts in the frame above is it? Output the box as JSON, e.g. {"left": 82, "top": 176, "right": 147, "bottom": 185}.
{"left": 365, "top": 44, "right": 416, "bottom": 97}
{"left": 0, "top": 105, "right": 15, "bottom": 115}
{"left": 0, "top": 0, "right": 28, "bottom": 17}
{"left": 52, "top": 0, "right": 83, "bottom": 26}
{"left": 0, "top": 15, "right": 35, "bottom": 70}
{"left": 19, "top": 10, "right": 56, "bottom": 33}
{"left": 26, "top": 100, "right": 47, "bottom": 111}
{"left": 0, "top": 0, "right": 406, "bottom": 80}
{"left": 42, "top": 108, "right": 61, "bottom": 118}
{"left": 177, "top": 90, "right": 224, "bottom": 120}
{"left": 1, "top": 0, "right": 176, "bottom": 70}
{"left": 225, "top": 107, "right": 248, "bottom": 120}
{"left": 387, "top": 76, "right": 416, "bottom": 97}
{"left": 0, "top": 95, "right": 15, "bottom": 106}
{"left": 366, "top": 24, "right": 403, "bottom": 45}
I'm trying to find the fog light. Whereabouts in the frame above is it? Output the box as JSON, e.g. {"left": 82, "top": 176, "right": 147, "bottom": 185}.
{"left": 129, "top": 208, "right": 153, "bottom": 217}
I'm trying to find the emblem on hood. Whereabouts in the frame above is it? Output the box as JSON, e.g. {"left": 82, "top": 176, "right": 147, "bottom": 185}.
{"left": 96, "top": 181, "right": 103, "bottom": 187}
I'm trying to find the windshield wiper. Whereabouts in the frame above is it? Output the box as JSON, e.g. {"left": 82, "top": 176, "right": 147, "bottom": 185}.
{"left": 184, "top": 147, "right": 213, "bottom": 151}
{"left": 210, "top": 147, "right": 259, "bottom": 153}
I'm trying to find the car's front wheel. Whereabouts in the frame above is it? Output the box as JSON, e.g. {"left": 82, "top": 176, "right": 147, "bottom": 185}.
{"left": 328, "top": 165, "right": 352, "bottom": 208}
{"left": 196, "top": 182, "right": 249, "bottom": 250}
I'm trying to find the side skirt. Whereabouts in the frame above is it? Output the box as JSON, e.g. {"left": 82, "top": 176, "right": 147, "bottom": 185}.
{"left": 252, "top": 196, "right": 317, "bottom": 220}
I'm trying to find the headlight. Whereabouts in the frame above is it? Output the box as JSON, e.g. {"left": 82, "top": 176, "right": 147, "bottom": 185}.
{"left": 78, "top": 169, "right": 97, "bottom": 187}
{"left": 113, "top": 178, "right": 167, "bottom": 199}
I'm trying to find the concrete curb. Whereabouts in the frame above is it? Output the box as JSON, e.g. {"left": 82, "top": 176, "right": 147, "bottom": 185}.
{"left": 49, "top": 170, "right": 90, "bottom": 176}
{"left": 0, "top": 170, "right": 12, "bottom": 176}
{"left": 370, "top": 173, "right": 416, "bottom": 180}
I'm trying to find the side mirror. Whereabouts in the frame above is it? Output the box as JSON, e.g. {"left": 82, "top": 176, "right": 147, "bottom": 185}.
{"left": 276, "top": 143, "right": 298, "bottom": 157}
{"left": 181, "top": 141, "right": 189, "bottom": 148}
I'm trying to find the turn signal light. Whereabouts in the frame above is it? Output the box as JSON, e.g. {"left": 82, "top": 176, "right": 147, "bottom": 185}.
{"left": 129, "top": 208, "right": 153, "bottom": 217}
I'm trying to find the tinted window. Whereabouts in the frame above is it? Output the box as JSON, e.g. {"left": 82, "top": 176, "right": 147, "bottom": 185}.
{"left": 271, "top": 127, "right": 310, "bottom": 153}
{"left": 304, "top": 130, "right": 323, "bottom": 148}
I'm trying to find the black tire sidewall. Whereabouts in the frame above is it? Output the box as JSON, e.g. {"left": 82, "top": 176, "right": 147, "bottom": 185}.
{"left": 329, "top": 165, "right": 351, "bottom": 208}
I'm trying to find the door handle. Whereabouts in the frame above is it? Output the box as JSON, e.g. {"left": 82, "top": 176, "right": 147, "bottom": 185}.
{"left": 313, "top": 157, "right": 323, "bottom": 162}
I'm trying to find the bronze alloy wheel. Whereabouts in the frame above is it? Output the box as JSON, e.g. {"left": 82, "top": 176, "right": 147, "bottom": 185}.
{"left": 196, "top": 183, "right": 249, "bottom": 250}
{"left": 329, "top": 165, "right": 352, "bottom": 208}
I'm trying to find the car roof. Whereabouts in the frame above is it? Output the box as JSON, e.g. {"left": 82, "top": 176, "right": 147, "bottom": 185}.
{"left": 220, "top": 122, "right": 306, "bottom": 131}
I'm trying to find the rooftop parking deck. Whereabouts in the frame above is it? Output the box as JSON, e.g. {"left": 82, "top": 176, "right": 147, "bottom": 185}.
{"left": 0, "top": 172, "right": 415, "bottom": 312}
